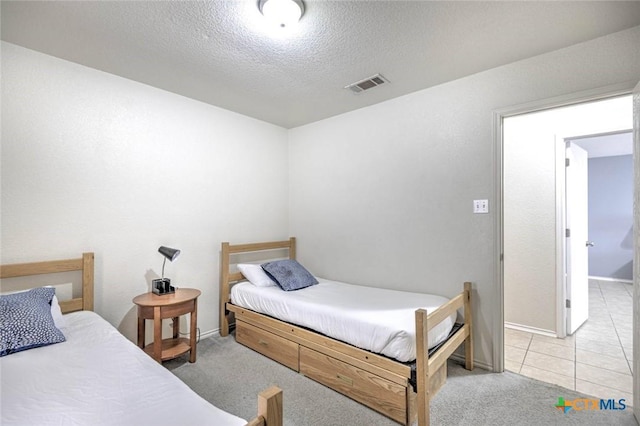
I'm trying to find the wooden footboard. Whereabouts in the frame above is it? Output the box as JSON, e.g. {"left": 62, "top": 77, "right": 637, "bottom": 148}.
{"left": 220, "top": 239, "right": 473, "bottom": 426}
{"left": 415, "top": 282, "right": 473, "bottom": 425}
{"left": 246, "top": 386, "right": 283, "bottom": 426}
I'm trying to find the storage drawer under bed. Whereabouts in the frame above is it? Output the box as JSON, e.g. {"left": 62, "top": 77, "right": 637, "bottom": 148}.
{"left": 236, "top": 320, "right": 300, "bottom": 371}
{"left": 299, "top": 346, "right": 408, "bottom": 424}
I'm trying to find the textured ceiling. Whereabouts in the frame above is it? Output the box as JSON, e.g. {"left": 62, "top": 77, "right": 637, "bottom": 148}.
{"left": 2, "top": 1, "right": 640, "bottom": 128}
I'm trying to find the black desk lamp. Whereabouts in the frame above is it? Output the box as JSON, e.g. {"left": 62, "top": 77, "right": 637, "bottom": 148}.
{"left": 152, "top": 246, "right": 180, "bottom": 295}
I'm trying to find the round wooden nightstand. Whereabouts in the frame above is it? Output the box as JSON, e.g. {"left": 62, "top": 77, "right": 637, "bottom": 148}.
{"left": 133, "top": 288, "right": 201, "bottom": 363}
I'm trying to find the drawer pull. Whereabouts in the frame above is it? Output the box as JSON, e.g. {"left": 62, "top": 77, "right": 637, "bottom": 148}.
{"left": 336, "top": 374, "right": 353, "bottom": 386}
{"left": 258, "top": 339, "right": 269, "bottom": 346}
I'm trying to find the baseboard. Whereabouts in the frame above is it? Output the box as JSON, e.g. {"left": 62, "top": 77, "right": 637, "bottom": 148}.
{"left": 203, "top": 323, "right": 235, "bottom": 340}
{"left": 589, "top": 275, "right": 633, "bottom": 284}
{"left": 200, "top": 328, "right": 219, "bottom": 340}
{"left": 504, "top": 322, "right": 556, "bottom": 338}
{"left": 449, "top": 353, "right": 492, "bottom": 371}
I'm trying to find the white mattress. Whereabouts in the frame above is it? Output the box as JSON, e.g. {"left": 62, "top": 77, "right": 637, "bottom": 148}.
{"left": 231, "top": 278, "right": 456, "bottom": 363}
{"left": 0, "top": 311, "right": 246, "bottom": 426}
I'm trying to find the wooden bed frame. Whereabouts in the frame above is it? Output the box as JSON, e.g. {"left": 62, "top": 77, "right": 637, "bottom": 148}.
{"left": 1, "top": 252, "right": 283, "bottom": 426}
{"left": 219, "top": 238, "right": 473, "bottom": 426}
{"left": 0, "top": 252, "right": 95, "bottom": 313}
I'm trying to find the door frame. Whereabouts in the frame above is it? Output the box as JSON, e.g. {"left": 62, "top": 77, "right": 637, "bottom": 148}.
{"left": 493, "top": 80, "right": 636, "bottom": 373}
{"left": 555, "top": 136, "right": 568, "bottom": 339}
{"left": 632, "top": 79, "right": 640, "bottom": 420}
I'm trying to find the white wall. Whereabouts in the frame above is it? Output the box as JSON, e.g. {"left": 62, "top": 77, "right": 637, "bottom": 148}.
{"left": 289, "top": 26, "right": 640, "bottom": 368}
{"left": 504, "top": 97, "right": 632, "bottom": 334}
{"left": 588, "top": 154, "right": 634, "bottom": 281}
{"left": 3, "top": 26, "right": 640, "bottom": 370}
{"left": 1, "top": 42, "right": 289, "bottom": 341}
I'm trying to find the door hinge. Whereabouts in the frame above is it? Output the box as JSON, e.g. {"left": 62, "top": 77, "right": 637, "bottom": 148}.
{"left": 565, "top": 228, "right": 570, "bottom": 238}
{"left": 566, "top": 299, "right": 571, "bottom": 309}
{"left": 565, "top": 158, "right": 570, "bottom": 167}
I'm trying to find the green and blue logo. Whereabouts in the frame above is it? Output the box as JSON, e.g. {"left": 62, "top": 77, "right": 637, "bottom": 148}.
{"left": 555, "top": 396, "right": 626, "bottom": 413}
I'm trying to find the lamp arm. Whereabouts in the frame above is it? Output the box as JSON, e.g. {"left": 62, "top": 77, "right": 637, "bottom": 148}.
{"left": 162, "top": 257, "right": 167, "bottom": 279}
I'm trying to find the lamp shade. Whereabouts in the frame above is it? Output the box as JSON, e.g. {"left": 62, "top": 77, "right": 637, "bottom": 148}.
{"left": 158, "top": 246, "right": 180, "bottom": 262}
{"left": 259, "top": 0, "right": 304, "bottom": 27}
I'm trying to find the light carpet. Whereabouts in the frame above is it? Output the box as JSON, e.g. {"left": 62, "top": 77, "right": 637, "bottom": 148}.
{"left": 167, "top": 334, "right": 636, "bottom": 425}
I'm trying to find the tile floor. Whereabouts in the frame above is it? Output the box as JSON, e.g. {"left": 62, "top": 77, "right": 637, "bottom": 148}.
{"left": 505, "top": 279, "right": 633, "bottom": 404}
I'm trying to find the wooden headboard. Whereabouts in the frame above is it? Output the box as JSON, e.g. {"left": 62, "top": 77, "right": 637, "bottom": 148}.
{"left": 219, "top": 238, "right": 295, "bottom": 337}
{"left": 0, "top": 252, "right": 95, "bottom": 313}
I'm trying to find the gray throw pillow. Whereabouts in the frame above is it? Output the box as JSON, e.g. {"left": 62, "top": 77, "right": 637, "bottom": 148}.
{"left": 261, "top": 259, "right": 318, "bottom": 291}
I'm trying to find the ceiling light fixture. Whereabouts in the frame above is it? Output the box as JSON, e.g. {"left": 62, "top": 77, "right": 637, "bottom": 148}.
{"left": 258, "top": 0, "right": 304, "bottom": 28}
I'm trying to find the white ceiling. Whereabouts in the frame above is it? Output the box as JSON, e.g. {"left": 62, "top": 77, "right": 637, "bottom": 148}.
{"left": 572, "top": 131, "right": 633, "bottom": 158}
{"left": 2, "top": 1, "right": 640, "bottom": 128}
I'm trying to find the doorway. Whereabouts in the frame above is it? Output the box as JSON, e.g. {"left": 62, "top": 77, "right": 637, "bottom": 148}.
{"left": 501, "top": 95, "right": 634, "bottom": 401}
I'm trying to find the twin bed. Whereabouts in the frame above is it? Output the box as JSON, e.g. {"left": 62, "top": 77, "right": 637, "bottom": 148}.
{"left": 219, "top": 237, "right": 474, "bottom": 426}
{"left": 1, "top": 240, "right": 472, "bottom": 426}
{"left": 0, "top": 252, "right": 282, "bottom": 426}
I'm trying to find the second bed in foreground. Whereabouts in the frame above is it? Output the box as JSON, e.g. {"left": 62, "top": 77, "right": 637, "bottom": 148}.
{"left": 1, "top": 252, "right": 282, "bottom": 426}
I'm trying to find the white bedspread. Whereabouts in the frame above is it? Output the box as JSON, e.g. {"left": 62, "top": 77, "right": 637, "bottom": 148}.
{"left": 231, "top": 278, "right": 456, "bottom": 363}
{"left": 0, "top": 311, "right": 246, "bottom": 426}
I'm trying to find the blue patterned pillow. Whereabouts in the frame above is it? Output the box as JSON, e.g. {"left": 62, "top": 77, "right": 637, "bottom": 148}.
{"left": 261, "top": 259, "right": 318, "bottom": 291}
{"left": 0, "top": 287, "right": 66, "bottom": 357}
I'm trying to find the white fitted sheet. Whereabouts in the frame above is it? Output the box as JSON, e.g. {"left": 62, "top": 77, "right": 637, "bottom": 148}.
{"left": 231, "top": 278, "right": 456, "bottom": 363}
{"left": 0, "top": 311, "right": 246, "bottom": 426}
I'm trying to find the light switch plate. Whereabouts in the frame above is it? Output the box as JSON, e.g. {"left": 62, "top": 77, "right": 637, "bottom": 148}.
{"left": 473, "top": 199, "right": 489, "bottom": 214}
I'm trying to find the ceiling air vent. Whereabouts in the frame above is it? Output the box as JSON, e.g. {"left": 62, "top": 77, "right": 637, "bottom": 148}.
{"left": 344, "top": 74, "right": 389, "bottom": 94}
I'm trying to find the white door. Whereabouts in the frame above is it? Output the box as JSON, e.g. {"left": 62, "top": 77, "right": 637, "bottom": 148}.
{"left": 566, "top": 142, "right": 589, "bottom": 335}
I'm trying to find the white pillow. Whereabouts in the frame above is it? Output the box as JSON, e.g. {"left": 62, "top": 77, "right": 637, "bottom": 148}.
{"left": 237, "top": 264, "right": 277, "bottom": 287}
{"left": 50, "top": 295, "right": 67, "bottom": 329}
